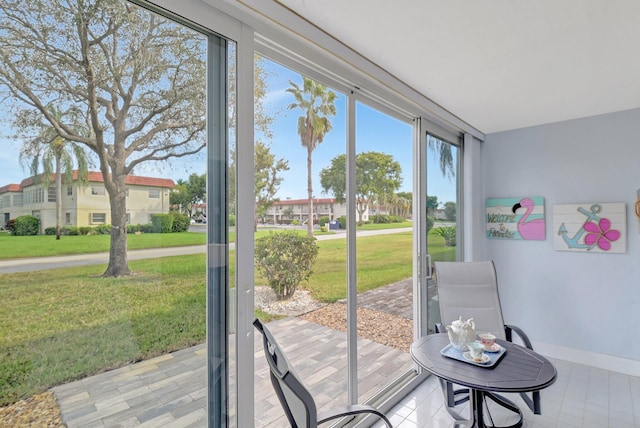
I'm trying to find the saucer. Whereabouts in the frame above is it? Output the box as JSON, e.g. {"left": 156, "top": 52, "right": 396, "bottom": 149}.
{"left": 462, "top": 351, "right": 490, "bottom": 364}
{"left": 484, "top": 343, "right": 502, "bottom": 353}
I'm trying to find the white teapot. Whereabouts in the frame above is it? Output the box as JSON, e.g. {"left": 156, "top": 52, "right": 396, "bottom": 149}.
{"left": 446, "top": 317, "right": 476, "bottom": 350}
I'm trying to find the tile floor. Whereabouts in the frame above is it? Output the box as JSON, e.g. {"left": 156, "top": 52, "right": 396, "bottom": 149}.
{"left": 376, "top": 357, "right": 640, "bottom": 428}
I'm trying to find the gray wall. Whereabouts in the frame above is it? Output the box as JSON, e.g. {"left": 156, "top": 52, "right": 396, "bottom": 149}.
{"left": 482, "top": 108, "right": 640, "bottom": 365}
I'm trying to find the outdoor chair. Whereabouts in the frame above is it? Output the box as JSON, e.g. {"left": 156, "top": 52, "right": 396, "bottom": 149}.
{"left": 434, "top": 261, "right": 541, "bottom": 424}
{"left": 253, "top": 318, "right": 393, "bottom": 428}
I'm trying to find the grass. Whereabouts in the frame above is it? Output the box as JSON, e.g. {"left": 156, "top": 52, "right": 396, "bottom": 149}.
{"left": 0, "top": 230, "right": 455, "bottom": 406}
{"left": 0, "top": 232, "right": 207, "bottom": 260}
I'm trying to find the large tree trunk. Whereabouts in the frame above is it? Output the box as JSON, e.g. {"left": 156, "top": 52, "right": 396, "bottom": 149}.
{"left": 102, "top": 173, "right": 130, "bottom": 277}
{"left": 306, "top": 146, "right": 314, "bottom": 237}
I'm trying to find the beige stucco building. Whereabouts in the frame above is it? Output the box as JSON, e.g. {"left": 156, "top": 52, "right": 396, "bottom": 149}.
{"left": 0, "top": 171, "right": 174, "bottom": 232}
{"left": 264, "top": 197, "right": 369, "bottom": 225}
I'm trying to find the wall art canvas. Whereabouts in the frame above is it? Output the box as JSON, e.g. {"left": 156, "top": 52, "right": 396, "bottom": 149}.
{"left": 486, "top": 197, "right": 545, "bottom": 240}
{"left": 553, "top": 203, "right": 626, "bottom": 253}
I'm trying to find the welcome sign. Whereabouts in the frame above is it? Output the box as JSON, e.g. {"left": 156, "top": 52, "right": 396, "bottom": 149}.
{"left": 486, "top": 197, "right": 545, "bottom": 240}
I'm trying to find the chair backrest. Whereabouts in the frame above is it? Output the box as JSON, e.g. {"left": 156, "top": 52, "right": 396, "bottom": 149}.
{"left": 253, "top": 319, "right": 317, "bottom": 428}
{"left": 434, "top": 261, "right": 507, "bottom": 340}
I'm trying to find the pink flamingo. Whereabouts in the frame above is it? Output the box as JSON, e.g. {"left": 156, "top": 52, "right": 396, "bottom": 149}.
{"left": 512, "top": 198, "right": 545, "bottom": 240}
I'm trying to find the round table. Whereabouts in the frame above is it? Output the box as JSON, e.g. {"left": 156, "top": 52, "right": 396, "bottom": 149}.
{"left": 410, "top": 334, "right": 556, "bottom": 428}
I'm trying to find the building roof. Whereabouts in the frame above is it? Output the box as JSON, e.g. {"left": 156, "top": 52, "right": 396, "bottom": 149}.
{"left": 273, "top": 198, "right": 336, "bottom": 206}
{"left": 0, "top": 183, "right": 21, "bottom": 194}
{"left": 3, "top": 171, "right": 175, "bottom": 192}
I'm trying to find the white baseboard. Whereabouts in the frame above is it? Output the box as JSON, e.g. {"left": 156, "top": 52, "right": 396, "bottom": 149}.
{"left": 533, "top": 341, "right": 640, "bottom": 377}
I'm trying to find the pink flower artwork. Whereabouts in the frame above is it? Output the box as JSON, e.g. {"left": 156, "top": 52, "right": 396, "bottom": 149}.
{"left": 583, "top": 218, "right": 621, "bottom": 251}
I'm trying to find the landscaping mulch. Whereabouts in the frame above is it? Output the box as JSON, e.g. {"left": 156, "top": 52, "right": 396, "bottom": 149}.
{"left": 0, "top": 392, "right": 63, "bottom": 428}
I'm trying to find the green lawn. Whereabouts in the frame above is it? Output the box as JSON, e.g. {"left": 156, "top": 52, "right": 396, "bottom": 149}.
{"left": 0, "top": 230, "right": 455, "bottom": 406}
{"left": 0, "top": 224, "right": 404, "bottom": 260}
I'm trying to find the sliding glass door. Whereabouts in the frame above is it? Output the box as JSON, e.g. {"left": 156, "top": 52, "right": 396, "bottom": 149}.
{"left": 424, "top": 131, "right": 461, "bottom": 333}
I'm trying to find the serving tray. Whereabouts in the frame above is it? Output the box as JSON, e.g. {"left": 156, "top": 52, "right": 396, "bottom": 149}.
{"left": 440, "top": 343, "right": 506, "bottom": 368}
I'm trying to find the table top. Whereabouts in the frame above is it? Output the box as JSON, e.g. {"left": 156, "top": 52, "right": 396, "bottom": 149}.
{"left": 411, "top": 334, "right": 557, "bottom": 394}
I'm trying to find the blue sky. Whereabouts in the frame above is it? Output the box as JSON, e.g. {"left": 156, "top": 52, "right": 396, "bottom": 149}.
{"left": 0, "top": 57, "right": 457, "bottom": 207}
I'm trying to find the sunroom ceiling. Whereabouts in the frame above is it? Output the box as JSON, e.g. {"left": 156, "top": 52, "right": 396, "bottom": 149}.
{"left": 275, "top": 0, "right": 640, "bottom": 134}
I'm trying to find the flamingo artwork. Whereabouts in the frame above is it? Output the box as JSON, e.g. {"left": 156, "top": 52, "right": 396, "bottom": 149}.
{"left": 512, "top": 197, "right": 545, "bottom": 240}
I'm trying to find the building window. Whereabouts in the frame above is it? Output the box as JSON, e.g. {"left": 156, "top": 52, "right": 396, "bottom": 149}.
{"left": 13, "top": 194, "right": 23, "bottom": 207}
{"left": 148, "top": 189, "right": 160, "bottom": 198}
{"left": 67, "top": 186, "right": 72, "bottom": 196}
{"left": 91, "top": 186, "right": 105, "bottom": 196}
{"left": 91, "top": 213, "right": 106, "bottom": 224}
{"left": 65, "top": 213, "right": 71, "bottom": 225}
{"left": 48, "top": 186, "right": 56, "bottom": 202}
{"left": 126, "top": 213, "right": 130, "bottom": 224}
{"left": 125, "top": 188, "right": 129, "bottom": 197}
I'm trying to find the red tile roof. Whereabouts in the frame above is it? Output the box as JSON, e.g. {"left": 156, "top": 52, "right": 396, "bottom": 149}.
{"left": 274, "top": 198, "right": 335, "bottom": 205}
{"left": 0, "top": 183, "right": 21, "bottom": 194}
{"left": 14, "top": 171, "right": 175, "bottom": 189}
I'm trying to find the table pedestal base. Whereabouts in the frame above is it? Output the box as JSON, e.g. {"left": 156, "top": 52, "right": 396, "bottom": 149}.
{"left": 451, "top": 389, "right": 523, "bottom": 428}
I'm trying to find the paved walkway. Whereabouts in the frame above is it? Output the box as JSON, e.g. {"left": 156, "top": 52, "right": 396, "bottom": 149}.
{"left": 53, "top": 317, "right": 413, "bottom": 427}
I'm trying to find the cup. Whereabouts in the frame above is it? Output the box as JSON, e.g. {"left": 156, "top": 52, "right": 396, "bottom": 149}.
{"left": 479, "top": 333, "right": 496, "bottom": 350}
{"left": 467, "top": 341, "right": 485, "bottom": 362}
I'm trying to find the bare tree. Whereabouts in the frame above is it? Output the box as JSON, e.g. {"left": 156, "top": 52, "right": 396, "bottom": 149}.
{"left": 0, "top": 0, "right": 207, "bottom": 276}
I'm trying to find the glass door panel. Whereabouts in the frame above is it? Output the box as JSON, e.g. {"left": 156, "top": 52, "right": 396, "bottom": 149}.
{"left": 253, "top": 57, "right": 348, "bottom": 425}
{"left": 354, "top": 102, "right": 415, "bottom": 403}
{"left": 426, "top": 133, "right": 460, "bottom": 333}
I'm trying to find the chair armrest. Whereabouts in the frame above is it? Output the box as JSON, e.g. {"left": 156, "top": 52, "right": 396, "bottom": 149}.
{"left": 318, "top": 404, "right": 392, "bottom": 427}
{"left": 504, "top": 324, "right": 533, "bottom": 349}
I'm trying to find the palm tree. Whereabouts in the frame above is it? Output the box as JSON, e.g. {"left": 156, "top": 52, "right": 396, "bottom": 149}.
{"left": 287, "top": 77, "right": 337, "bottom": 237}
{"left": 427, "top": 134, "right": 455, "bottom": 180}
{"left": 20, "top": 129, "right": 90, "bottom": 240}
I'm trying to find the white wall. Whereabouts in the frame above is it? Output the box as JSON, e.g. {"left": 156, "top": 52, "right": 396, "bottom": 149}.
{"left": 481, "top": 108, "right": 640, "bottom": 375}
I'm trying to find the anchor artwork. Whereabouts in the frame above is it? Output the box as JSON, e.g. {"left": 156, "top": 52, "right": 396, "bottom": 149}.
{"left": 553, "top": 203, "right": 626, "bottom": 253}
{"left": 486, "top": 196, "right": 545, "bottom": 240}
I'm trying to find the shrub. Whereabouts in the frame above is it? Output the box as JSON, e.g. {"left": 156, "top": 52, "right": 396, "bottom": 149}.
{"left": 77, "top": 227, "right": 91, "bottom": 235}
{"left": 170, "top": 212, "right": 190, "bottom": 232}
{"left": 426, "top": 216, "right": 434, "bottom": 233}
{"left": 44, "top": 227, "right": 57, "bottom": 235}
{"left": 318, "top": 216, "right": 330, "bottom": 226}
{"left": 229, "top": 214, "right": 236, "bottom": 227}
{"left": 66, "top": 227, "right": 81, "bottom": 236}
{"left": 94, "top": 224, "right": 111, "bottom": 235}
{"left": 255, "top": 231, "right": 319, "bottom": 300}
{"left": 5, "top": 219, "right": 15, "bottom": 233}
{"left": 338, "top": 215, "right": 347, "bottom": 229}
{"left": 151, "top": 214, "right": 173, "bottom": 233}
{"left": 11, "top": 215, "right": 40, "bottom": 236}
{"left": 433, "top": 226, "right": 456, "bottom": 246}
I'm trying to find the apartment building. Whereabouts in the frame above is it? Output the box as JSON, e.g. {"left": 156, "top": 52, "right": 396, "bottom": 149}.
{"left": 0, "top": 171, "right": 174, "bottom": 231}
{"left": 264, "top": 197, "right": 370, "bottom": 224}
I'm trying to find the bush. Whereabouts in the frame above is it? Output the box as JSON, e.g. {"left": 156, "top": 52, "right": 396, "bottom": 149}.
{"left": 433, "top": 226, "right": 456, "bottom": 246}
{"left": 44, "top": 227, "right": 56, "bottom": 235}
{"left": 151, "top": 214, "right": 173, "bottom": 233}
{"left": 255, "top": 231, "right": 319, "bottom": 300}
{"left": 229, "top": 214, "right": 236, "bottom": 227}
{"left": 11, "top": 215, "right": 40, "bottom": 236}
{"left": 5, "top": 219, "right": 15, "bottom": 233}
{"left": 94, "top": 224, "right": 111, "bottom": 235}
{"left": 170, "top": 212, "right": 190, "bottom": 232}
{"left": 78, "top": 226, "right": 91, "bottom": 235}
{"left": 66, "top": 227, "right": 81, "bottom": 236}
{"left": 338, "top": 216, "right": 347, "bottom": 229}
{"left": 318, "top": 216, "right": 330, "bottom": 226}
